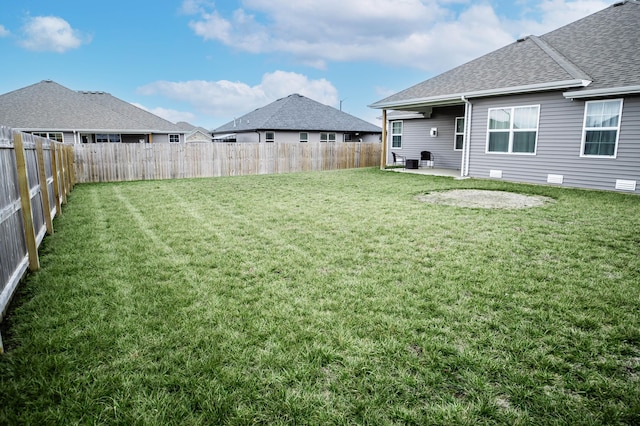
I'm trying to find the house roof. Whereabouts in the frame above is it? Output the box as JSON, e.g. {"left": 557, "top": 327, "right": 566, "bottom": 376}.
{"left": 370, "top": 0, "right": 640, "bottom": 110}
{"left": 0, "top": 80, "right": 184, "bottom": 133}
{"left": 214, "top": 94, "right": 381, "bottom": 133}
{"left": 176, "top": 121, "right": 211, "bottom": 134}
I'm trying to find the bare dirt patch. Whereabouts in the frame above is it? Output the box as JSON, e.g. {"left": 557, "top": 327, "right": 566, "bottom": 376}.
{"left": 417, "top": 189, "right": 555, "bottom": 209}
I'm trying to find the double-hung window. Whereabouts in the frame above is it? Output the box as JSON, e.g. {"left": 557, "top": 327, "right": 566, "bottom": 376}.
{"left": 487, "top": 105, "right": 539, "bottom": 154}
{"left": 581, "top": 99, "right": 623, "bottom": 157}
{"left": 299, "top": 132, "right": 308, "bottom": 143}
{"left": 454, "top": 117, "right": 465, "bottom": 151}
{"left": 391, "top": 121, "right": 402, "bottom": 148}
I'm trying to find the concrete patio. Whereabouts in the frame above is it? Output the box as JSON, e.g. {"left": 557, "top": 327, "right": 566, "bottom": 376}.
{"left": 386, "top": 167, "right": 463, "bottom": 178}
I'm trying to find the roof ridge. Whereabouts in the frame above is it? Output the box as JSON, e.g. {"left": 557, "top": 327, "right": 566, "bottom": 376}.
{"left": 527, "top": 35, "right": 592, "bottom": 82}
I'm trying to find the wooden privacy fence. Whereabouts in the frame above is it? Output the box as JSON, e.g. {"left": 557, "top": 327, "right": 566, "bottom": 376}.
{"left": 0, "top": 126, "right": 74, "bottom": 353}
{"left": 74, "top": 142, "right": 382, "bottom": 183}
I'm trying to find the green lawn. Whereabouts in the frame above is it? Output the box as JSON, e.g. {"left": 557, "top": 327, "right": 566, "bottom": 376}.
{"left": 1, "top": 168, "right": 639, "bottom": 425}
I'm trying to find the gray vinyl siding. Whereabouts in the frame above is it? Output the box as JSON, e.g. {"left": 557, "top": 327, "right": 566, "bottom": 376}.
{"left": 388, "top": 105, "right": 465, "bottom": 169}
{"left": 467, "top": 92, "right": 640, "bottom": 194}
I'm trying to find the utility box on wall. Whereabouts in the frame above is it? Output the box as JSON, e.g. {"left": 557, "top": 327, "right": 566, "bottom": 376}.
{"left": 430, "top": 128, "right": 438, "bottom": 137}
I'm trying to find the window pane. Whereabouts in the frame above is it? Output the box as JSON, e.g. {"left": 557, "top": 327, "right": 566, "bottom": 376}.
{"left": 488, "top": 132, "right": 509, "bottom": 152}
{"left": 584, "top": 130, "right": 617, "bottom": 155}
{"left": 489, "top": 109, "right": 510, "bottom": 129}
{"left": 512, "top": 131, "right": 536, "bottom": 153}
{"left": 513, "top": 106, "right": 538, "bottom": 129}
{"left": 455, "top": 134, "right": 464, "bottom": 150}
{"left": 456, "top": 118, "right": 465, "bottom": 133}
{"left": 392, "top": 135, "right": 401, "bottom": 148}
{"left": 586, "top": 100, "right": 621, "bottom": 128}
{"left": 392, "top": 122, "right": 402, "bottom": 133}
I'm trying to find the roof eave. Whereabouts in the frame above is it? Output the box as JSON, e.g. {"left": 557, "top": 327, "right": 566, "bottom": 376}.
{"left": 563, "top": 85, "right": 640, "bottom": 99}
{"left": 369, "top": 79, "right": 591, "bottom": 110}
{"left": 13, "top": 128, "right": 187, "bottom": 134}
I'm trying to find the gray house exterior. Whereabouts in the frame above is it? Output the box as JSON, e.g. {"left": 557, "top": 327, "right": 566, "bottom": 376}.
{"left": 0, "top": 80, "right": 186, "bottom": 144}
{"left": 213, "top": 93, "right": 381, "bottom": 144}
{"left": 370, "top": 0, "right": 640, "bottom": 193}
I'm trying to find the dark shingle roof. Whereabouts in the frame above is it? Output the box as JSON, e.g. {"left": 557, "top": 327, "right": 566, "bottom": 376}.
{"left": 0, "top": 80, "right": 183, "bottom": 132}
{"left": 370, "top": 0, "right": 640, "bottom": 109}
{"left": 214, "top": 94, "right": 381, "bottom": 133}
{"left": 176, "top": 121, "right": 210, "bottom": 134}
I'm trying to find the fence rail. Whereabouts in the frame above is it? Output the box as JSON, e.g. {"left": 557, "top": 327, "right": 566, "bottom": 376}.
{"left": 0, "top": 126, "right": 74, "bottom": 353}
{"left": 74, "top": 142, "right": 382, "bottom": 183}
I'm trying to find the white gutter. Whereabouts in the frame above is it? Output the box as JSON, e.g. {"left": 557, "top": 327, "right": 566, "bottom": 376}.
{"left": 564, "top": 85, "right": 640, "bottom": 99}
{"left": 370, "top": 79, "right": 590, "bottom": 110}
{"left": 461, "top": 96, "right": 472, "bottom": 177}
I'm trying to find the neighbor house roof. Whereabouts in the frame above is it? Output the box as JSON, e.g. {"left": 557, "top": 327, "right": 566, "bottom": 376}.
{"left": 176, "top": 121, "right": 211, "bottom": 134}
{"left": 214, "top": 94, "right": 381, "bottom": 133}
{"left": 0, "top": 80, "right": 184, "bottom": 133}
{"left": 370, "top": 0, "right": 640, "bottom": 110}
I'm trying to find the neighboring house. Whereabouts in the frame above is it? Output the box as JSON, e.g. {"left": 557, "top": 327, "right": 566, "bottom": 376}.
{"left": 370, "top": 0, "right": 640, "bottom": 193}
{"left": 213, "top": 93, "right": 381, "bottom": 143}
{"left": 0, "top": 80, "right": 186, "bottom": 144}
{"left": 177, "top": 121, "right": 213, "bottom": 143}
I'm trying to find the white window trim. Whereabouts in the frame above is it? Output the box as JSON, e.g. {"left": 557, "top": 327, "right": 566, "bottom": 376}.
{"left": 169, "top": 134, "right": 180, "bottom": 143}
{"left": 580, "top": 99, "right": 623, "bottom": 159}
{"left": 265, "top": 131, "right": 275, "bottom": 143}
{"left": 454, "top": 117, "right": 464, "bottom": 151}
{"left": 390, "top": 120, "right": 403, "bottom": 149}
{"left": 299, "top": 132, "right": 308, "bottom": 143}
{"left": 485, "top": 105, "right": 540, "bottom": 155}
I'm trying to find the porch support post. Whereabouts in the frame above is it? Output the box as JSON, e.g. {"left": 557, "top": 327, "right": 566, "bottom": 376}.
{"left": 380, "top": 109, "right": 387, "bottom": 169}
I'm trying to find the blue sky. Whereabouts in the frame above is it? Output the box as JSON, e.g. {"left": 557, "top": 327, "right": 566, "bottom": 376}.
{"left": 0, "top": 0, "right": 610, "bottom": 130}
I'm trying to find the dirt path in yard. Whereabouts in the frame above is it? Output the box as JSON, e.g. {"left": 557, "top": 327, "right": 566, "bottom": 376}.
{"left": 417, "top": 189, "right": 555, "bottom": 209}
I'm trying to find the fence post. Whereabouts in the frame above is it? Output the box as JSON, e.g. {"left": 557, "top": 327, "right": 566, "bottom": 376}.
{"left": 13, "top": 132, "right": 40, "bottom": 271}
{"left": 50, "top": 143, "right": 62, "bottom": 216}
{"left": 66, "top": 144, "right": 75, "bottom": 189}
{"left": 59, "top": 144, "right": 68, "bottom": 205}
{"left": 36, "top": 140, "right": 54, "bottom": 234}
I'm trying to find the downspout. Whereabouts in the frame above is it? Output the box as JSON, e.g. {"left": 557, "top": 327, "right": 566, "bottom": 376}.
{"left": 461, "top": 96, "right": 472, "bottom": 177}
{"left": 380, "top": 109, "right": 387, "bottom": 169}
{"left": 255, "top": 130, "right": 261, "bottom": 143}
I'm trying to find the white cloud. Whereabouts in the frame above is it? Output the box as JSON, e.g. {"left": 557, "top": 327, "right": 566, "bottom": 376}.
{"left": 19, "top": 16, "right": 90, "bottom": 53}
{"left": 132, "top": 104, "right": 197, "bottom": 125}
{"left": 503, "top": 0, "right": 611, "bottom": 37}
{"left": 137, "top": 70, "right": 338, "bottom": 123}
{"left": 182, "top": 0, "right": 611, "bottom": 73}
{"left": 0, "top": 25, "right": 9, "bottom": 37}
